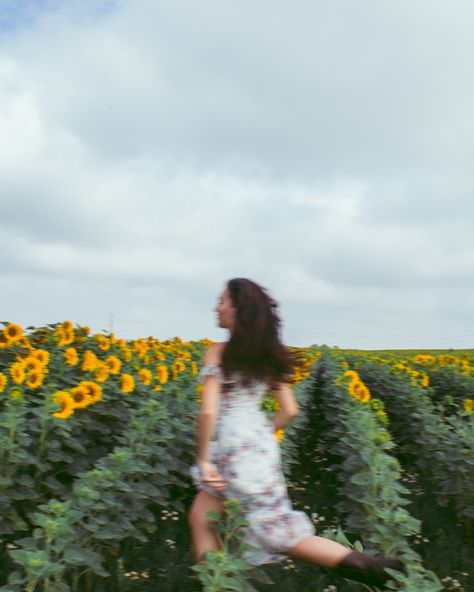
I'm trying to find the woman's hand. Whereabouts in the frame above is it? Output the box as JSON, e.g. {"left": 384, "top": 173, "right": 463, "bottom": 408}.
{"left": 198, "top": 460, "right": 227, "bottom": 492}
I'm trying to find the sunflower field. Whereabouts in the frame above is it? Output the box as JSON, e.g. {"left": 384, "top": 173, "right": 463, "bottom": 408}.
{"left": 0, "top": 321, "right": 472, "bottom": 592}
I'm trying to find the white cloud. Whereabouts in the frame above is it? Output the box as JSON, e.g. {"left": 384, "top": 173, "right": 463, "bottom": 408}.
{"left": 0, "top": 0, "right": 473, "bottom": 348}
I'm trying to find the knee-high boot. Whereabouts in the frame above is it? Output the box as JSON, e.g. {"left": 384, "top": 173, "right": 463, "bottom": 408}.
{"left": 331, "top": 550, "right": 407, "bottom": 588}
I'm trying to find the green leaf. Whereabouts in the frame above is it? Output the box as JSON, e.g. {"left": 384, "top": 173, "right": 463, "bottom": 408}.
{"left": 190, "top": 563, "right": 209, "bottom": 573}
{"left": 63, "top": 544, "right": 109, "bottom": 576}
{"left": 219, "top": 576, "right": 246, "bottom": 591}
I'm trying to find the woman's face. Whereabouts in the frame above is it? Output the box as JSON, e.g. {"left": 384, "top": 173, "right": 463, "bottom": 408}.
{"left": 214, "top": 288, "right": 236, "bottom": 331}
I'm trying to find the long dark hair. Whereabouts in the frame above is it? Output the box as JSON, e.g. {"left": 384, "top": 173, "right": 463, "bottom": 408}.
{"left": 220, "top": 278, "right": 305, "bottom": 389}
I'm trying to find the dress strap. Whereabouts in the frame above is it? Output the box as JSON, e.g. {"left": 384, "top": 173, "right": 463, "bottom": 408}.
{"left": 199, "top": 364, "right": 224, "bottom": 384}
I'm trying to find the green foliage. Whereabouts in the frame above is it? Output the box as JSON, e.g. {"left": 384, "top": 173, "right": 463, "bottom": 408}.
{"left": 190, "top": 498, "right": 274, "bottom": 592}
{"left": 312, "top": 352, "right": 443, "bottom": 590}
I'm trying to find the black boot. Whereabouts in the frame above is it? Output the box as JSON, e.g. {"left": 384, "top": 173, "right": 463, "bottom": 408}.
{"left": 332, "top": 550, "right": 407, "bottom": 588}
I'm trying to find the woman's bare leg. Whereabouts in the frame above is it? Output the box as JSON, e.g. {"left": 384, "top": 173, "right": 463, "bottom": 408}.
{"left": 286, "top": 535, "right": 353, "bottom": 568}
{"left": 188, "top": 490, "right": 225, "bottom": 562}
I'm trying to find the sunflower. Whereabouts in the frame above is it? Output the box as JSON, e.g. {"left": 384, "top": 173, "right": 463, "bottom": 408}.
{"left": 348, "top": 379, "right": 371, "bottom": 402}
{"left": 79, "top": 381, "right": 103, "bottom": 403}
{"left": 157, "top": 365, "right": 168, "bottom": 385}
{"left": 138, "top": 368, "right": 152, "bottom": 385}
{"left": 122, "top": 348, "right": 132, "bottom": 362}
{"left": 22, "top": 356, "right": 44, "bottom": 373}
{"left": 10, "top": 362, "right": 26, "bottom": 384}
{"left": 3, "top": 323, "right": 24, "bottom": 344}
{"left": 153, "top": 349, "right": 166, "bottom": 362}
{"left": 17, "top": 336, "right": 33, "bottom": 350}
{"left": 94, "top": 364, "right": 110, "bottom": 383}
{"left": 55, "top": 325, "right": 75, "bottom": 346}
{"left": 31, "top": 349, "right": 50, "bottom": 366}
{"left": 51, "top": 391, "right": 75, "bottom": 419}
{"left": 25, "top": 370, "right": 45, "bottom": 389}
{"left": 464, "top": 399, "right": 473, "bottom": 414}
{"left": 70, "top": 385, "right": 92, "bottom": 409}
{"left": 133, "top": 339, "right": 148, "bottom": 357}
{"left": 95, "top": 334, "right": 110, "bottom": 351}
{"left": 355, "top": 383, "right": 371, "bottom": 403}
{"left": 0, "top": 334, "right": 10, "bottom": 349}
{"left": 348, "top": 380, "right": 363, "bottom": 398}
{"left": 104, "top": 355, "right": 121, "bottom": 374}
{"left": 64, "top": 347, "right": 79, "bottom": 366}
{"left": 120, "top": 373, "right": 135, "bottom": 394}
{"left": 82, "top": 350, "right": 99, "bottom": 372}
{"left": 174, "top": 360, "right": 185, "bottom": 373}
{"left": 344, "top": 370, "right": 359, "bottom": 380}
{"left": 0, "top": 372, "right": 7, "bottom": 393}
{"left": 275, "top": 429, "right": 285, "bottom": 442}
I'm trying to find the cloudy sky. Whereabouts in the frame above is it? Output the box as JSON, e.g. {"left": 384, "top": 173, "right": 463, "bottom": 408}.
{"left": 1, "top": 0, "right": 473, "bottom": 349}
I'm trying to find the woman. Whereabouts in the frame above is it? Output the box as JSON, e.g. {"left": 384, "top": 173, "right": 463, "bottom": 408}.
{"left": 188, "top": 278, "right": 406, "bottom": 587}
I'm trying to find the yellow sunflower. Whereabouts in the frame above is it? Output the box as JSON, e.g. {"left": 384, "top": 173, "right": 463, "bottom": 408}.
{"left": 348, "top": 379, "right": 363, "bottom": 398}
{"left": 31, "top": 349, "right": 50, "bottom": 366}
{"left": 121, "top": 347, "right": 132, "bottom": 362}
{"left": 10, "top": 362, "right": 26, "bottom": 384}
{"left": 0, "top": 334, "right": 10, "bottom": 349}
{"left": 120, "top": 373, "right": 135, "bottom": 394}
{"left": 275, "top": 429, "right": 285, "bottom": 442}
{"left": 82, "top": 350, "right": 99, "bottom": 372}
{"left": 94, "top": 364, "right": 110, "bottom": 383}
{"left": 95, "top": 334, "right": 110, "bottom": 351}
{"left": 70, "top": 385, "right": 93, "bottom": 409}
{"left": 3, "top": 323, "right": 24, "bottom": 344}
{"left": 22, "top": 356, "right": 44, "bottom": 373}
{"left": 51, "top": 391, "right": 75, "bottom": 419}
{"left": 157, "top": 365, "right": 168, "bottom": 385}
{"left": 421, "top": 374, "right": 430, "bottom": 388}
{"left": 64, "top": 348, "right": 79, "bottom": 366}
{"left": 0, "top": 372, "right": 7, "bottom": 393}
{"left": 464, "top": 399, "right": 473, "bottom": 414}
{"left": 344, "top": 370, "right": 359, "bottom": 380}
{"left": 55, "top": 325, "right": 75, "bottom": 346}
{"left": 25, "top": 370, "right": 45, "bottom": 389}
{"left": 104, "top": 355, "right": 122, "bottom": 374}
{"left": 17, "top": 336, "right": 33, "bottom": 350}
{"left": 138, "top": 368, "right": 152, "bottom": 385}
{"left": 357, "top": 384, "right": 371, "bottom": 402}
{"left": 79, "top": 381, "right": 103, "bottom": 403}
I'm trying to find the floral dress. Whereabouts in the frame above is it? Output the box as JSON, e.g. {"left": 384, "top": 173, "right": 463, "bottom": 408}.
{"left": 189, "top": 364, "right": 315, "bottom": 566}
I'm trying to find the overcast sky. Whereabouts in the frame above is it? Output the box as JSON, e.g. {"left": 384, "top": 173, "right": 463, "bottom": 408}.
{"left": 1, "top": 0, "right": 473, "bottom": 349}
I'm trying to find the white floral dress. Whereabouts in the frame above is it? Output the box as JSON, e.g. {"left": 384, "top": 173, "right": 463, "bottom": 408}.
{"left": 189, "top": 364, "right": 315, "bottom": 566}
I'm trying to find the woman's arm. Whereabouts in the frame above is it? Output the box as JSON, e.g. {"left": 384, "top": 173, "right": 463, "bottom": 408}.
{"left": 272, "top": 409, "right": 297, "bottom": 430}
{"left": 195, "top": 344, "right": 221, "bottom": 463}
{"left": 196, "top": 413, "right": 218, "bottom": 463}
{"left": 271, "top": 381, "right": 299, "bottom": 431}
